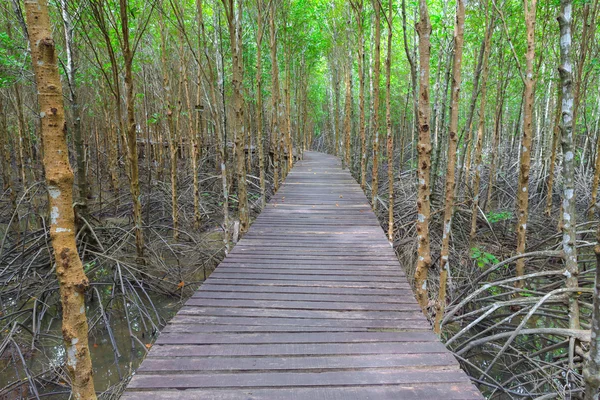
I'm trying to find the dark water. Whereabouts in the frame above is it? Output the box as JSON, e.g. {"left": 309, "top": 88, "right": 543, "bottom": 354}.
{"left": 0, "top": 293, "right": 180, "bottom": 399}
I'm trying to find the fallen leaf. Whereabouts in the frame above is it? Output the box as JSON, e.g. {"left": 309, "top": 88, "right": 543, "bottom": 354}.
{"left": 336, "top": 203, "right": 339, "bottom": 207}
{"left": 177, "top": 281, "right": 185, "bottom": 289}
{"left": 145, "top": 343, "right": 152, "bottom": 349}
{"left": 339, "top": 195, "right": 343, "bottom": 198}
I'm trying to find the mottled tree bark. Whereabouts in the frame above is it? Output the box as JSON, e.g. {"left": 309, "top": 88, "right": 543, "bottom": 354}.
{"left": 223, "top": 0, "right": 249, "bottom": 233}
{"left": 159, "top": 14, "right": 179, "bottom": 240}
{"left": 371, "top": 0, "right": 381, "bottom": 211}
{"left": 434, "top": 0, "right": 465, "bottom": 334}
{"left": 557, "top": 0, "right": 581, "bottom": 370}
{"left": 514, "top": 0, "right": 537, "bottom": 288}
{"left": 350, "top": 0, "right": 366, "bottom": 189}
{"left": 270, "top": 0, "right": 281, "bottom": 191}
{"left": 23, "top": 0, "right": 97, "bottom": 397}
{"left": 385, "top": 0, "right": 393, "bottom": 241}
{"left": 119, "top": 0, "right": 144, "bottom": 258}
{"left": 414, "top": 0, "right": 433, "bottom": 312}
{"left": 256, "top": 0, "right": 266, "bottom": 208}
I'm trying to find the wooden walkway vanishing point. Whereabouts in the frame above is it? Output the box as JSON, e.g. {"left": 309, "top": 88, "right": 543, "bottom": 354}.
{"left": 123, "top": 152, "right": 483, "bottom": 399}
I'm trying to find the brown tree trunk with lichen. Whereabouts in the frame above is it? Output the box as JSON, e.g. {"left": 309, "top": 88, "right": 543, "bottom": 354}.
{"left": 350, "top": 0, "right": 366, "bottom": 189}
{"left": 371, "top": 0, "right": 381, "bottom": 211}
{"left": 270, "top": 0, "right": 281, "bottom": 191}
{"left": 159, "top": 14, "right": 179, "bottom": 241}
{"left": 413, "top": 0, "right": 433, "bottom": 312}
{"left": 434, "top": 0, "right": 465, "bottom": 334}
{"left": 198, "top": 0, "right": 230, "bottom": 251}
{"left": 285, "top": 40, "right": 294, "bottom": 172}
{"left": 385, "top": 0, "right": 393, "bottom": 241}
{"left": 120, "top": 0, "right": 144, "bottom": 258}
{"left": 515, "top": 0, "right": 537, "bottom": 288}
{"left": 222, "top": 0, "right": 249, "bottom": 233}
{"left": 256, "top": 0, "right": 266, "bottom": 208}
{"left": 23, "top": 0, "right": 97, "bottom": 397}
{"left": 469, "top": 18, "right": 492, "bottom": 240}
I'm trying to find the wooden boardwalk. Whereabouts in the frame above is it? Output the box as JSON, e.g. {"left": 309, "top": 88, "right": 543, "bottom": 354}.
{"left": 123, "top": 152, "right": 482, "bottom": 399}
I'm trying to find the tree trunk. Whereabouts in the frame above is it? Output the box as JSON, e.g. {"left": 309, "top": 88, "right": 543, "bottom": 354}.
{"left": 159, "top": 13, "right": 179, "bottom": 241}
{"left": 256, "top": 0, "right": 266, "bottom": 208}
{"left": 371, "top": 0, "right": 381, "bottom": 210}
{"left": 385, "top": 0, "right": 393, "bottom": 241}
{"left": 413, "top": 0, "right": 433, "bottom": 312}
{"left": 557, "top": 0, "right": 580, "bottom": 369}
{"left": 456, "top": 16, "right": 488, "bottom": 197}
{"left": 515, "top": 0, "right": 537, "bottom": 288}
{"left": 343, "top": 51, "right": 352, "bottom": 170}
{"left": 223, "top": 0, "right": 249, "bottom": 233}
{"left": 60, "top": 0, "right": 88, "bottom": 209}
{"left": 270, "top": 1, "right": 281, "bottom": 191}
{"left": 351, "top": 0, "right": 366, "bottom": 190}
{"left": 545, "top": 87, "right": 562, "bottom": 216}
{"left": 469, "top": 19, "right": 492, "bottom": 240}
{"left": 434, "top": 0, "right": 465, "bottom": 334}
{"left": 119, "top": 0, "right": 144, "bottom": 258}
{"left": 23, "top": 0, "right": 97, "bottom": 396}
{"left": 485, "top": 59, "right": 506, "bottom": 213}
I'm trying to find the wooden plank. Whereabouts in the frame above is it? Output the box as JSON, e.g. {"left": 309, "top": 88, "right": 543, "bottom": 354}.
{"left": 136, "top": 353, "right": 458, "bottom": 373}
{"left": 127, "top": 369, "right": 472, "bottom": 389}
{"left": 183, "top": 298, "right": 421, "bottom": 312}
{"left": 147, "top": 342, "right": 448, "bottom": 357}
{"left": 155, "top": 331, "right": 438, "bottom": 345}
{"left": 122, "top": 385, "right": 483, "bottom": 400}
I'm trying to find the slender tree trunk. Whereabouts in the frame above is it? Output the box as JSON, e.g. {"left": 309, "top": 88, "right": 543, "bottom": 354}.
{"left": 270, "top": 1, "right": 281, "bottom": 191}
{"left": 285, "top": 40, "right": 293, "bottom": 171}
{"left": 120, "top": 0, "right": 144, "bottom": 258}
{"left": 60, "top": 0, "right": 88, "bottom": 209}
{"left": 343, "top": 53, "right": 352, "bottom": 170}
{"left": 401, "top": 0, "right": 418, "bottom": 175}
{"left": 413, "top": 0, "right": 433, "bottom": 312}
{"left": 23, "top": 0, "right": 97, "bottom": 396}
{"left": 256, "top": 0, "right": 266, "bottom": 208}
{"left": 469, "top": 21, "right": 492, "bottom": 240}
{"left": 515, "top": 0, "right": 537, "bottom": 288}
{"left": 222, "top": 0, "right": 249, "bottom": 233}
{"left": 198, "top": 0, "right": 230, "bottom": 251}
{"left": 485, "top": 61, "right": 506, "bottom": 213}
{"left": 557, "top": 0, "right": 581, "bottom": 370}
{"left": 351, "top": 0, "right": 366, "bottom": 189}
{"left": 159, "top": 14, "right": 179, "bottom": 241}
{"left": 456, "top": 18, "right": 488, "bottom": 197}
{"left": 371, "top": 0, "right": 381, "bottom": 210}
{"left": 434, "top": 0, "right": 465, "bottom": 334}
{"left": 385, "top": 0, "right": 393, "bottom": 241}
{"left": 545, "top": 87, "right": 562, "bottom": 216}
